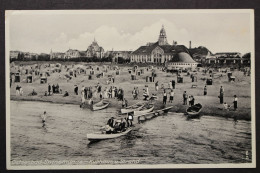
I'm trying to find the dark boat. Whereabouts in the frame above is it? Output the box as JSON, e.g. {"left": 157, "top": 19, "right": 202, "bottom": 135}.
{"left": 186, "top": 103, "right": 202, "bottom": 118}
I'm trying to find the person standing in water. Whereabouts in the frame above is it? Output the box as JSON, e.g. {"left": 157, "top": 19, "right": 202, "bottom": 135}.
{"left": 41, "top": 111, "right": 47, "bottom": 127}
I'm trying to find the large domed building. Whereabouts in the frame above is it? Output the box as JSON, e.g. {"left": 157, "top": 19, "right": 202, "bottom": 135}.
{"left": 167, "top": 52, "right": 198, "bottom": 70}
{"left": 130, "top": 25, "right": 198, "bottom": 69}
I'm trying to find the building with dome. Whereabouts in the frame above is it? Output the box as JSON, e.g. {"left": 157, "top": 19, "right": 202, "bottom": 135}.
{"left": 167, "top": 52, "right": 198, "bottom": 70}
{"left": 130, "top": 25, "right": 197, "bottom": 69}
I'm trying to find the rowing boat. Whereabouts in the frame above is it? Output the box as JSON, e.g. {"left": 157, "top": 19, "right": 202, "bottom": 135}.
{"left": 87, "top": 128, "right": 132, "bottom": 142}
{"left": 134, "top": 106, "right": 173, "bottom": 122}
{"left": 121, "top": 102, "right": 145, "bottom": 114}
{"left": 92, "top": 99, "right": 110, "bottom": 111}
{"left": 133, "top": 104, "right": 154, "bottom": 116}
{"left": 186, "top": 103, "right": 202, "bottom": 118}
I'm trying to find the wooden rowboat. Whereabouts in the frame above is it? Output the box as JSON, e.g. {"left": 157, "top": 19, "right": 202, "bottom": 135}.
{"left": 87, "top": 128, "right": 132, "bottom": 142}
{"left": 133, "top": 104, "right": 154, "bottom": 116}
{"left": 92, "top": 99, "right": 110, "bottom": 111}
{"left": 186, "top": 103, "right": 202, "bottom": 118}
{"left": 134, "top": 106, "right": 173, "bottom": 123}
{"left": 121, "top": 102, "right": 145, "bottom": 114}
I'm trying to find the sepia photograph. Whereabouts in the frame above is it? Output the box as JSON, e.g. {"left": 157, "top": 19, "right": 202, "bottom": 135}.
{"left": 5, "top": 10, "right": 255, "bottom": 169}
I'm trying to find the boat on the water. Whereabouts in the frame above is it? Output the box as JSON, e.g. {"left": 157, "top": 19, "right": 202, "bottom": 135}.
{"left": 186, "top": 103, "right": 202, "bottom": 118}
{"left": 135, "top": 106, "right": 173, "bottom": 122}
{"left": 133, "top": 104, "right": 154, "bottom": 116}
{"left": 92, "top": 99, "right": 110, "bottom": 111}
{"left": 121, "top": 102, "right": 145, "bottom": 114}
{"left": 87, "top": 128, "right": 132, "bottom": 142}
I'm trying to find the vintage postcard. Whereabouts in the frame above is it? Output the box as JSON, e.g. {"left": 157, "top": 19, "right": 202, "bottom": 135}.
{"left": 5, "top": 10, "right": 255, "bottom": 169}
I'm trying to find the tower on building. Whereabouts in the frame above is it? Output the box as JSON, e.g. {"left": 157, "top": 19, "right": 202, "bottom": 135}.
{"left": 158, "top": 25, "right": 169, "bottom": 46}
{"left": 189, "top": 41, "right": 192, "bottom": 49}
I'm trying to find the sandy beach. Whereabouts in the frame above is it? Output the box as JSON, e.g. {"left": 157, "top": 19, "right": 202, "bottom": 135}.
{"left": 10, "top": 61, "right": 251, "bottom": 120}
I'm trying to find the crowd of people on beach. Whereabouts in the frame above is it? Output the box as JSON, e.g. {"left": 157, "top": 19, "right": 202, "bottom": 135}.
{"left": 79, "top": 82, "right": 126, "bottom": 105}
{"left": 10, "top": 63, "right": 246, "bottom": 129}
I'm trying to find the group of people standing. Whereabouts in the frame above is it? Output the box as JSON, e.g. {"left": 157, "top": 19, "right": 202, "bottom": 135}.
{"left": 47, "top": 83, "right": 61, "bottom": 95}
{"left": 219, "top": 86, "right": 238, "bottom": 111}
{"left": 101, "top": 86, "right": 124, "bottom": 101}
{"left": 106, "top": 86, "right": 119, "bottom": 99}
{"left": 80, "top": 85, "right": 94, "bottom": 103}
{"left": 163, "top": 89, "right": 175, "bottom": 105}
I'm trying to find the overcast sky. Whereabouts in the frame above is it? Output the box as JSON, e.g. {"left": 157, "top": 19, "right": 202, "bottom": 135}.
{"left": 6, "top": 10, "right": 253, "bottom": 54}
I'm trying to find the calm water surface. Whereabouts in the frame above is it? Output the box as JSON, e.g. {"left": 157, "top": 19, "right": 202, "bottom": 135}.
{"left": 10, "top": 101, "right": 252, "bottom": 165}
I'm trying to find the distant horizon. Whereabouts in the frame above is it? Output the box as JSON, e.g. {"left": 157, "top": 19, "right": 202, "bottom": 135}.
{"left": 6, "top": 10, "right": 253, "bottom": 55}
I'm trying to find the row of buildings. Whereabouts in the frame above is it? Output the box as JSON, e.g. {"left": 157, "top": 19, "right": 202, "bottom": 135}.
{"left": 10, "top": 25, "right": 250, "bottom": 68}
{"left": 130, "top": 25, "right": 250, "bottom": 68}
{"left": 10, "top": 39, "right": 132, "bottom": 61}
{"left": 50, "top": 39, "right": 105, "bottom": 59}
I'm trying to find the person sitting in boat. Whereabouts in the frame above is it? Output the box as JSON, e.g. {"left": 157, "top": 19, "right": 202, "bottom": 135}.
{"left": 127, "top": 113, "right": 133, "bottom": 127}
{"left": 120, "top": 118, "right": 127, "bottom": 132}
{"left": 124, "top": 117, "right": 130, "bottom": 127}
{"left": 107, "top": 117, "right": 115, "bottom": 127}
{"left": 104, "top": 125, "right": 114, "bottom": 134}
{"left": 114, "top": 120, "right": 122, "bottom": 133}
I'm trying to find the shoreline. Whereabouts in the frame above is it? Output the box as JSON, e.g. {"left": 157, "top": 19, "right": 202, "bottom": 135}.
{"left": 10, "top": 96, "right": 251, "bottom": 121}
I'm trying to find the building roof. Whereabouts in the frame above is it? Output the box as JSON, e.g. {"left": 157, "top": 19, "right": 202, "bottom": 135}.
{"left": 175, "top": 52, "right": 198, "bottom": 63}
{"left": 131, "top": 42, "right": 189, "bottom": 55}
{"left": 79, "top": 51, "right": 87, "bottom": 56}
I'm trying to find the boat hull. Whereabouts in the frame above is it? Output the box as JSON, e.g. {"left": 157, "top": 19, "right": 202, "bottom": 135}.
{"left": 87, "top": 128, "right": 132, "bottom": 141}
{"left": 186, "top": 104, "right": 202, "bottom": 118}
{"left": 133, "top": 106, "right": 154, "bottom": 116}
{"left": 134, "top": 106, "right": 173, "bottom": 122}
{"left": 121, "top": 103, "right": 145, "bottom": 114}
{"left": 92, "top": 100, "right": 110, "bottom": 111}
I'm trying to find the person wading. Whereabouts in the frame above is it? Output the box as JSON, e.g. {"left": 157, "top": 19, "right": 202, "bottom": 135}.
{"left": 41, "top": 111, "right": 47, "bottom": 127}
